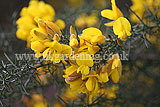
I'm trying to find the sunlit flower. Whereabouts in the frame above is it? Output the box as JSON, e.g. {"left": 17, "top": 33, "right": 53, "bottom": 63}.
{"left": 31, "top": 18, "right": 72, "bottom": 63}
{"left": 78, "top": 27, "right": 105, "bottom": 54}
{"left": 101, "top": 0, "right": 123, "bottom": 26}
{"left": 101, "top": 0, "right": 131, "bottom": 41}
{"left": 64, "top": 69, "right": 100, "bottom": 103}
{"left": 76, "top": 53, "right": 94, "bottom": 76}
{"left": 113, "top": 17, "right": 131, "bottom": 41}
{"left": 85, "top": 71, "right": 99, "bottom": 94}
{"left": 65, "top": 52, "right": 94, "bottom": 78}
{"left": 16, "top": 0, "right": 65, "bottom": 48}
{"left": 16, "top": 0, "right": 55, "bottom": 47}
{"left": 81, "top": 27, "right": 105, "bottom": 45}
{"left": 63, "top": 72, "right": 87, "bottom": 94}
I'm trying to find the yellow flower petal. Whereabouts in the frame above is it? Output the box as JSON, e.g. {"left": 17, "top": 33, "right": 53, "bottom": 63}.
{"left": 55, "top": 19, "right": 65, "bottom": 30}
{"left": 77, "top": 65, "right": 89, "bottom": 75}
{"left": 61, "top": 44, "right": 72, "bottom": 56}
{"left": 65, "top": 65, "right": 79, "bottom": 75}
{"left": 113, "top": 17, "right": 131, "bottom": 41}
{"left": 51, "top": 40, "right": 62, "bottom": 52}
{"left": 111, "top": 0, "right": 123, "bottom": 18}
{"left": 104, "top": 21, "right": 115, "bottom": 26}
{"left": 110, "top": 69, "right": 120, "bottom": 83}
{"left": 43, "top": 48, "right": 50, "bottom": 58}
{"left": 31, "top": 41, "right": 46, "bottom": 52}
{"left": 100, "top": 72, "right": 109, "bottom": 83}
{"left": 86, "top": 77, "right": 95, "bottom": 91}
{"left": 101, "top": 10, "right": 117, "bottom": 20}
{"left": 76, "top": 53, "right": 94, "bottom": 67}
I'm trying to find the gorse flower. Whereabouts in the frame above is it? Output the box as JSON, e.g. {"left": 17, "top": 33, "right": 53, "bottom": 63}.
{"left": 80, "top": 27, "right": 105, "bottom": 45}
{"left": 16, "top": 0, "right": 55, "bottom": 47}
{"left": 78, "top": 27, "right": 106, "bottom": 54}
{"left": 16, "top": 0, "right": 65, "bottom": 48}
{"left": 101, "top": 0, "right": 131, "bottom": 41}
{"left": 76, "top": 53, "right": 94, "bottom": 76}
{"left": 31, "top": 18, "right": 72, "bottom": 63}
{"left": 101, "top": 0, "right": 123, "bottom": 26}
{"left": 64, "top": 52, "right": 94, "bottom": 78}
{"left": 113, "top": 17, "right": 131, "bottom": 41}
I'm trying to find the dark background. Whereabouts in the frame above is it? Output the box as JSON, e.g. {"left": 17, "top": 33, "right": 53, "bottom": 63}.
{"left": 0, "top": 0, "right": 131, "bottom": 30}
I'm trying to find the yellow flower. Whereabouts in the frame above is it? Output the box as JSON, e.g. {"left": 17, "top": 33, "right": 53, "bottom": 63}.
{"left": 113, "top": 17, "right": 131, "bottom": 41}
{"left": 69, "top": 25, "right": 78, "bottom": 48}
{"left": 63, "top": 53, "right": 94, "bottom": 92}
{"left": 101, "top": 0, "right": 123, "bottom": 26}
{"left": 63, "top": 72, "right": 87, "bottom": 94}
{"left": 55, "top": 19, "right": 66, "bottom": 30}
{"left": 69, "top": 35, "right": 79, "bottom": 48}
{"left": 84, "top": 71, "right": 101, "bottom": 104}
{"left": 81, "top": 27, "right": 105, "bottom": 45}
{"left": 31, "top": 18, "right": 72, "bottom": 63}
{"left": 64, "top": 69, "right": 100, "bottom": 102}
{"left": 65, "top": 52, "right": 94, "bottom": 77}
{"left": 85, "top": 71, "right": 99, "bottom": 94}
{"left": 101, "top": 0, "right": 131, "bottom": 41}
{"left": 106, "top": 54, "right": 122, "bottom": 83}
{"left": 78, "top": 40, "right": 100, "bottom": 54}
{"left": 77, "top": 27, "right": 105, "bottom": 54}
{"left": 76, "top": 53, "right": 94, "bottom": 76}
{"left": 16, "top": 0, "right": 55, "bottom": 47}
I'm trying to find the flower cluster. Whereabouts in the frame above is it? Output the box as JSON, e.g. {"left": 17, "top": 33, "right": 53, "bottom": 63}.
{"left": 31, "top": 17, "right": 72, "bottom": 63}
{"left": 16, "top": 0, "right": 132, "bottom": 105}
{"left": 16, "top": 0, "right": 65, "bottom": 47}
{"left": 63, "top": 53, "right": 122, "bottom": 103}
{"left": 63, "top": 25, "right": 122, "bottom": 102}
